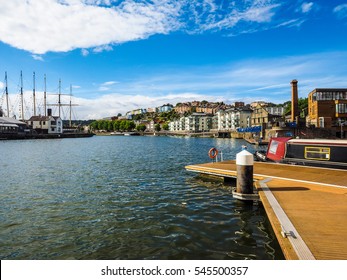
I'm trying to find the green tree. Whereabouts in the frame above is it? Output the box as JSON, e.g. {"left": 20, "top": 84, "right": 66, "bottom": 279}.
{"left": 97, "top": 120, "right": 108, "bottom": 130}
{"left": 136, "top": 124, "right": 146, "bottom": 132}
{"left": 283, "top": 98, "right": 308, "bottom": 117}
{"left": 283, "top": 101, "right": 291, "bottom": 115}
{"left": 107, "top": 120, "right": 113, "bottom": 131}
{"left": 162, "top": 123, "right": 169, "bottom": 130}
{"left": 119, "top": 120, "right": 127, "bottom": 131}
{"left": 90, "top": 121, "right": 98, "bottom": 130}
{"left": 113, "top": 120, "right": 120, "bottom": 131}
{"left": 125, "top": 121, "right": 136, "bottom": 131}
{"left": 298, "top": 97, "right": 308, "bottom": 117}
{"left": 155, "top": 124, "right": 161, "bottom": 132}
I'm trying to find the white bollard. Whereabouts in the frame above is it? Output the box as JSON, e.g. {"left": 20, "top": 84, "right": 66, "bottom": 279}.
{"left": 236, "top": 149, "right": 254, "bottom": 195}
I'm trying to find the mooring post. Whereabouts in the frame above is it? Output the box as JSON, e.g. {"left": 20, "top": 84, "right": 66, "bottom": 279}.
{"left": 232, "top": 147, "right": 258, "bottom": 201}
{"left": 236, "top": 149, "right": 254, "bottom": 194}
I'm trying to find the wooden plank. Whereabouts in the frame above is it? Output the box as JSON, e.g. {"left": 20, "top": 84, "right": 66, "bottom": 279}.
{"left": 185, "top": 161, "right": 347, "bottom": 259}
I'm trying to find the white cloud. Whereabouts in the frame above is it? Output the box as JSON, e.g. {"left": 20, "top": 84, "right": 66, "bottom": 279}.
{"left": 0, "top": 0, "right": 299, "bottom": 54}
{"left": 300, "top": 2, "right": 314, "bottom": 14}
{"left": 275, "top": 18, "right": 306, "bottom": 28}
{"left": 333, "top": 4, "right": 347, "bottom": 19}
{"left": 0, "top": 0, "right": 182, "bottom": 54}
{"left": 31, "top": 54, "right": 44, "bottom": 61}
{"left": 74, "top": 92, "right": 223, "bottom": 119}
{"left": 93, "top": 45, "right": 113, "bottom": 53}
{"left": 98, "top": 80, "right": 119, "bottom": 91}
{"left": 184, "top": 1, "right": 280, "bottom": 32}
{"left": 0, "top": 81, "right": 4, "bottom": 90}
{"left": 81, "top": 49, "right": 89, "bottom": 56}
{"left": 102, "top": 81, "right": 118, "bottom": 86}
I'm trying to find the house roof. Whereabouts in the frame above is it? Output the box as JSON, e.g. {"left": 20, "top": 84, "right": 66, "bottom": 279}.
{"left": 0, "top": 117, "right": 27, "bottom": 125}
{"left": 27, "top": 116, "right": 61, "bottom": 121}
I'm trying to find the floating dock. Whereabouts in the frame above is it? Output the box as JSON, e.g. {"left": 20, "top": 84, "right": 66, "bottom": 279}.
{"left": 185, "top": 161, "right": 347, "bottom": 260}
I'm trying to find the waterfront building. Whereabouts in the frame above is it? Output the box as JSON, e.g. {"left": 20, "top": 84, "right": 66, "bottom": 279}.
{"left": 169, "top": 118, "right": 185, "bottom": 131}
{"left": 251, "top": 104, "right": 285, "bottom": 138}
{"left": 216, "top": 107, "right": 252, "bottom": 131}
{"left": 267, "top": 106, "right": 285, "bottom": 116}
{"left": 211, "top": 115, "right": 219, "bottom": 131}
{"left": 169, "top": 113, "right": 212, "bottom": 132}
{"left": 251, "top": 104, "right": 284, "bottom": 127}
{"left": 0, "top": 117, "right": 27, "bottom": 135}
{"left": 147, "top": 120, "right": 155, "bottom": 131}
{"left": 307, "top": 88, "right": 347, "bottom": 131}
{"left": 184, "top": 113, "right": 212, "bottom": 132}
{"left": 27, "top": 115, "right": 63, "bottom": 134}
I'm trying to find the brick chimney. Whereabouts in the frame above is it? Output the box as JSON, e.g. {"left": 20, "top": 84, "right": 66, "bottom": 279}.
{"left": 290, "top": 79, "right": 299, "bottom": 123}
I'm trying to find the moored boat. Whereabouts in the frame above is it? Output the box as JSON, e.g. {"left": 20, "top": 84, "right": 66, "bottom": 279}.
{"left": 255, "top": 137, "right": 347, "bottom": 169}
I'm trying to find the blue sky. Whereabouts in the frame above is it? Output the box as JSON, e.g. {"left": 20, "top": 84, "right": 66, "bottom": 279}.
{"left": 1, "top": 0, "right": 347, "bottom": 120}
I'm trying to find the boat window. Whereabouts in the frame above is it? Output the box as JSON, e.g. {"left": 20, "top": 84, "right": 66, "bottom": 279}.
{"left": 269, "top": 141, "right": 279, "bottom": 154}
{"left": 305, "top": 147, "right": 330, "bottom": 161}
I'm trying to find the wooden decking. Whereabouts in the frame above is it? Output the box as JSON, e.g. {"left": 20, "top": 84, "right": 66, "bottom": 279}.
{"left": 185, "top": 161, "right": 347, "bottom": 260}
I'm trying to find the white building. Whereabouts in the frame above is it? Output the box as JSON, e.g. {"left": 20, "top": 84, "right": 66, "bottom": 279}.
{"left": 159, "top": 104, "right": 173, "bottom": 113}
{"left": 216, "top": 108, "right": 252, "bottom": 131}
{"left": 169, "top": 113, "right": 212, "bottom": 132}
{"left": 169, "top": 118, "right": 185, "bottom": 131}
{"left": 266, "top": 106, "right": 285, "bottom": 116}
{"left": 27, "top": 115, "right": 63, "bottom": 134}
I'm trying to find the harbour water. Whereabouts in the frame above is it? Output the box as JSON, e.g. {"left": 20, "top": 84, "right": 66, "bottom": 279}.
{"left": 0, "top": 136, "right": 284, "bottom": 260}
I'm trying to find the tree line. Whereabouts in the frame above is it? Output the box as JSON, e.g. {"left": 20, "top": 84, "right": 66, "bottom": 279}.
{"left": 90, "top": 119, "right": 136, "bottom": 132}
{"left": 90, "top": 119, "right": 167, "bottom": 132}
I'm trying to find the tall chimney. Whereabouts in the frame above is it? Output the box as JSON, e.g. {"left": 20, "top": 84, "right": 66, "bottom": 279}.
{"left": 47, "top": 108, "right": 52, "bottom": 117}
{"left": 291, "top": 79, "right": 299, "bottom": 123}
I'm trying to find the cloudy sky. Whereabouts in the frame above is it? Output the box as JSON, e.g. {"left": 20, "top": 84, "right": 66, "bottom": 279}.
{"left": 0, "top": 0, "right": 347, "bottom": 120}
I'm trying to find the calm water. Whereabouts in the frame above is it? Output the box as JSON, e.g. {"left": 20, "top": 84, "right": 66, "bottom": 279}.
{"left": 0, "top": 136, "right": 284, "bottom": 260}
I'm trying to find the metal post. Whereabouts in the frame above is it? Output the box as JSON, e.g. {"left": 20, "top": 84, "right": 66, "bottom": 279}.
{"left": 236, "top": 149, "right": 253, "bottom": 194}
{"left": 232, "top": 148, "right": 258, "bottom": 201}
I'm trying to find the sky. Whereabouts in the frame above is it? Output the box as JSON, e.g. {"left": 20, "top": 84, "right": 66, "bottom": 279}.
{"left": 0, "top": 0, "right": 347, "bottom": 120}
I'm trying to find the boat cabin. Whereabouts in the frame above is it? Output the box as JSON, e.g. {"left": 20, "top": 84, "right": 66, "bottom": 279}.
{"left": 265, "top": 137, "right": 347, "bottom": 169}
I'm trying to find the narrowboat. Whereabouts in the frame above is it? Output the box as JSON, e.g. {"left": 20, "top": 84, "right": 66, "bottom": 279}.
{"left": 255, "top": 137, "right": 347, "bottom": 169}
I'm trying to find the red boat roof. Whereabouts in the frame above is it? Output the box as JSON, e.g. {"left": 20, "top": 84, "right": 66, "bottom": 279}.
{"left": 269, "top": 137, "right": 292, "bottom": 143}
{"left": 266, "top": 137, "right": 292, "bottom": 162}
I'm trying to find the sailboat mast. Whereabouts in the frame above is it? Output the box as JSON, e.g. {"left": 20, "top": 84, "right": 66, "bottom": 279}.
{"left": 33, "top": 71, "right": 36, "bottom": 116}
{"left": 58, "top": 79, "right": 61, "bottom": 118}
{"left": 69, "top": 84, "right": 72, "bottom": 127}
{"left": 44, "top": 74, "right": 47, "bottom": 116}
{"left": 5, "top": 71, "right": 10, "bottom": 117}
{"left": 20, "top": 71, "right": 24, "bottom": 121}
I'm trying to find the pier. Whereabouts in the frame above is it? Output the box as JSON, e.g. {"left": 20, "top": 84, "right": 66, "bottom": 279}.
{"left": 185, "top": 161, "right": 347, "bottom": 260}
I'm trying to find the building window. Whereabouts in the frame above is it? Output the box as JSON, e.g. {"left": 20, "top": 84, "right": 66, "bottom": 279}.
{"left": 336, "top": 104, "right": 347, "bottom": 114}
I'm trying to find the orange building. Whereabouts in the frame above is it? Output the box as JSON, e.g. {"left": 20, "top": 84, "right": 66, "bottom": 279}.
{"left": 307, "top": 88, "right": 347, "bottom": 129}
